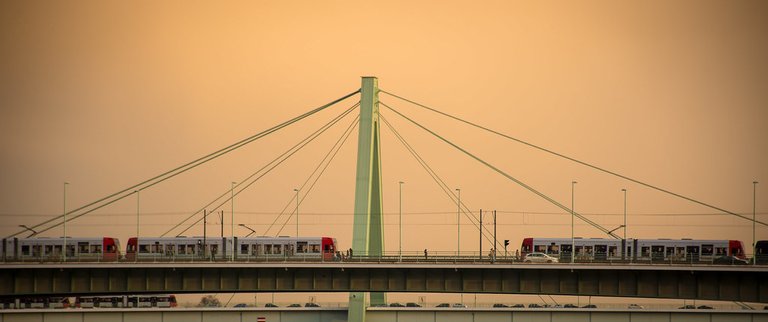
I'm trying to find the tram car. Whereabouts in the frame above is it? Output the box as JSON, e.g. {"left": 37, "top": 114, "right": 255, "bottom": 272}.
{"left": 125, "top": 236, "right": 337, "bottom": 261}
{"left": 1, "top": 237, "right": 121, "bottom": 262}
{"left": 521, "top": 237, "right": 745, "bottom": 262}
{"left": 75, "top": 295, "right": 177, "bottom": 308}
{"left": 755, "top": 240, "right": 768, "bottom": 264}
{"left": 0, "top": 297, "right": 70, "bottom": 309}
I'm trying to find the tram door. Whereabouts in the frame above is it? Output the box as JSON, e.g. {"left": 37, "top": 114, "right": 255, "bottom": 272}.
{"left": 560, "top": 244, "right": 572, "bottom": 262}
{"left": 686, "top": 246, "right": 700, "bottom": 262}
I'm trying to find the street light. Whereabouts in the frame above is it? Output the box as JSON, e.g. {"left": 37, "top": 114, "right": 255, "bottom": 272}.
{"left": 571, "top": 181, "right": 577, "bottom": 263}
{"left": 136, "top": 190, "right": 140, "bottom": 262}
{"left": 231, "top": 182, "right": 236, "bottom": 262}
{"left": 621, "top": 188, "right": 627, "bottom": 241}
{"left": 294, "top": 189, "right": 299, "bottom": 238}
{"left": 456, "top": 188, "right": 461, "bottom": 258}
{"left": 18, "top": 225, "right": 36, "bottom": 238}
{"left": 399, "top": 181, "right": 404, "bottom": 262}
{"left": 63, "top": 182, "right": 69, "bottom": 262}
{"left": 239, "top": 223, "right": 257, "bottom": 237}
{"left": 754, "top": 181, "right": 758, "bottom": 266}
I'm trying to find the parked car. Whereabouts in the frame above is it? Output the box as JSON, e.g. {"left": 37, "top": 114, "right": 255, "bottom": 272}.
{"left": 370, "top": 303, "right": 387, "bottom": 307}
{"left": 679, "top": 305, "right": 696, "bottom": 309}
{"left": 287, "top": 303, "right": 302, "bottom": 307}
{"left": 564, "top": 304, "right": 578, "bottom": 308}
{"left": 233, "top": 303, "right": 247, "bottom": 308}
{"left": 452, "top": 303, "right": 467, "bottom": 308}
{"left": 697, "top": 305, "right": 713, "bottom": 309}
{"left": 582, "top": 304, "right": 597, "bottom": 308}
{"left": 436, "top": 303, "right": 450, "bottom": 307}
{"left": 264, "top": 303, "right": 278, "bottom": 307}
{"left": 493, "top": 303, "right": 509, "bottom": 308}
{"left": 406, "top": 302, "right": 421, "bottom": 307}
{"left": 523, "top": 252, "right": 559, "bottom": 263}
{"left": 713, "top": 256, "right": 748, "bottom": 265}
{"left": 305, "top": 303, "right": 320, "bottom": 307}
{"left": 389, "top": 303, "right": 405, "bottom": 307}
{"left": 628, "top": 304, "right": 643, "bottom": 309}
{"left": 511, "top": 304, "right": 525, "bottom": 308}
{"left": 528, "top": 303, "right": 543, "bottom": 308}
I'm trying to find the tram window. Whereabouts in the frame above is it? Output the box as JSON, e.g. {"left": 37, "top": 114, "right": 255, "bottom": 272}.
{"left": 265, "top": 244, "right": 272, "bottom": 254}
{"left": 139, "top": 245, "right": 150, "bottom": 253}
{"left": 177, "top": 245, "right": 184, "bottom": 254}
{"left": 273, "top": 244, "right": 282, "bottom": 254}
{"left": 666, "top": 247, "right": 674, "bottom": 256}
{"left": 608, "top": 246, "right": 617, "bottom": 257}
{"left": 702, "top": 245, "right": 713, "bottom": 256}
{"left": 310, "top": 245, "right": 320, "bottom": 253}
{"left": 575, "top": 245, "right": 584, "bottom": 255}
{"left": 297, "top": 242, "right": 308, "bottom": 253}
{"left": 151, "top": 243, "right": 160, "bottom": 253}
{"left": 165, "top": 245, "right": 174, "bottom": 255}
{"left": 676, "top": 247, "right": 685, "bottom": 255}
{"left": 253, "top": 244, "right": 260, "bottom": 255}
{"left": 211, "top": 244, "right": 218, "bottom": 255}
{"left": 535, "top": 245, "right": 547, "bottom": 253}
{"left": 240, "top": 244, "right": 249, "bottom": 255}
{"left": 651, "top": 246, "right": 663, "bottom": 254}
{"left": 715, "top": 247, "right": 726, "bottom": 256}
{"left": 548, "top": 244, "right": 560, "bottom": 255}
{"left": 66, "top": 245, "right": 75, "bottom": 256}
{"left": 641, "top": 247, "right": 650, "bottom": 257}
{"left": 585, "top": 246, "right": 593, "bottom": 255}
{"left": 186, "top": 245, "right": 195, "bottom": 254}
{"left": 45, "top": 245, "right": 53, "bottom": 255}
{"left": 90, "top": 245, "right": 102, "bottom": 253}
{"left": 54, "top": 245, "right": 62, "bottom": 255}
{"left": 79, "top": 242, "right": 90, "bottom": 254}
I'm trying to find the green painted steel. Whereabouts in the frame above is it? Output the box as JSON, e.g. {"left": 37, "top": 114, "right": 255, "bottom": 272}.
{"left": 349, "top": 76, "right": 386, "bottom": 321}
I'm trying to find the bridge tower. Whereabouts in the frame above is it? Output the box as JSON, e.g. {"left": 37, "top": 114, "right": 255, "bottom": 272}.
{"left": 349, "top": 76, "right": 385, "bottom": 321}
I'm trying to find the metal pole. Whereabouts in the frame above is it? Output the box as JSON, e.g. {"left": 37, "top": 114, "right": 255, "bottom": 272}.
{"left": 136, "top": 190, "right": 140, "bottom": 253}
{"left": 571, "top": 181, "right": 577, "bottom": 263}
{"left": 493, "top": 210, "right": 497, "bottom": 263}
{"left": 456, "top": 188, "right": 461, "bottom": 258}
{"left": 479, "top": 209, "right": 483, "bottom": 260}
{"left": 399, "top": 181, "right": 404, "bottom": 262}
{"left": 231, "top": 182, "right": 236, "bottom": 261}
{"left": 63, "top": 182, "right": 68, "bottom": 262}
{"left": 622, "top": 189, "right": 627, "bottom": 241}
{"left": 754, "top": 181, "right": 758, "bottom": 266}
{"left": 203, "top": 209, "right": 207, "bottom": 257}
{"left": 220, "top": 211, "right": 224, "bottom": 238}
{"left": 294, "top": 189, "right": 299, "bottom": 238}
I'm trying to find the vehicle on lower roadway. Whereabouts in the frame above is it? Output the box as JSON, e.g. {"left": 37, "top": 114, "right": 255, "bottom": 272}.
{"left": 406, "top": 302, "right": 421, "bottom": 307}
{"left": 389, "top": 303, "right": 405, "bottom": 307}
{"left": 436, "top": 303, "right": 450, "bottom": 307}
{"left": 628, "top": 304, "right": 643, "bottom": 309}
{"left": 493, "top": 303, "right": 509, "bottom": 308}
{"left": 452, "top": 303, "right": 467, "bottom": 308}
{"left": 523, "top": 252, "right": 559, "bottom": 263}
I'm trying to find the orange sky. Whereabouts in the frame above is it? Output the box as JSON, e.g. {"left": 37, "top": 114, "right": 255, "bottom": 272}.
{"left": 1, "top": 1, "right": 767, "bottom": 261}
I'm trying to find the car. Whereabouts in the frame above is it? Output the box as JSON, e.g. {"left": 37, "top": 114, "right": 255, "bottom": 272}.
{"left": 264, "top": 303, "right": 278, "bottom": 307}
{"left": 523, "top": 252, "right": 559, "bottom": 263}
{"left": 370, "top": 303, "right": 388, "bottom": 307}
{"left": 697, "top": 305, "right": 713, "bottom": 309}
{"left": 493, "top": 303, "right": 509, "bottom": 308}
{"left": 233, "top": 303, "right": 247, "bottom": 308}
{"left": 528, "top": 303, "right": 543, "bottom": 308}
{"left": 452, "top": 303, "right": 467, "bottom": 308}
{"left": 389, "top": 303, "right": 405, "bottom": 307}
{"left": 628, "top": 304, "right": 643, "bottom": 309}
{"left": 582, "top": 304, "right": 597, "bottom": 308}
{"left": 304, "top": 303, "right": 320, "bottom": 307}
{"left": 712, "top": 256, "right": 748, "bottom": 265}
{"left": 287, "top": 303, "right": 302, "bottom": 307}
{"left": 436, "top": 303, "right": 450, "bottom": 307}
{"left": 511, "top": 304, "right": 525, "bottom": 308}
{"left": 564, "top": 304, "right": 578, "bottom": 308}
{"left": 406, "top": 302, "right": 421, "bottom": 307}
{"left": 679, "top": 305, "right": 696, "bottom": 309}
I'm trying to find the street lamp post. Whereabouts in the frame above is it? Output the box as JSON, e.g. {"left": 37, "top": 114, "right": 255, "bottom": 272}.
{"left": 456, "top": 188, "right": 461, "bottom": 258}
{"left": 399, "top": 181, "right": 404, "bottom": 262}
{"left": 622, "top": 189, "right": 627, "bottom": 241}
{"left": 754, "top": 181, "right": 758, "bottom": 266}
{"left": 571, "top": 181, "right": 577, "bottom": 263}
{"left": 136, "top": 190, "right": 140, "bottom": 261}
{"left": 231, "top": 182, "right": 236, "bottom": 262}
{"left": 63, "top": 182, "right": 69, "bottom": 262}
{"left": 294, "top": 189, "right": 299, "bottom": 238}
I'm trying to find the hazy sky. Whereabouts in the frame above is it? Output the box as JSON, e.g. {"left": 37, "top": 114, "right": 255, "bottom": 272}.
{"left": 1, "top": 1, "right": 767, "bottom": 259}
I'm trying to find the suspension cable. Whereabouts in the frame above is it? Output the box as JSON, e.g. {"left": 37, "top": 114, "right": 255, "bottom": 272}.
{"left": 380, "top": 114, "right": 499, "bottom": 247}
{"left": 8, "top": 90, "right": 360, "bottom": 239}
{"left": 274, "top": 113, "right": 360, "bottom": 236}
{"left": 381, "top": 101, "right": 619, "bottom": 239}
{"left": 380, "top": 89, "right": 766, "bottom": 227}
{"left": 171, "top": 103, "right": 359, "bottom": 237}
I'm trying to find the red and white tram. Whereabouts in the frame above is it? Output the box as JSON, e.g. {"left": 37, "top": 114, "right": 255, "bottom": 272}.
{"left": 125, "top": 236, "right": 337, "bottom": 261}
{"left": 1, "top": 237, "right": 121, "bottom": 262}
{"left": 521, "top": 237, "right": 745, "bottom": 262}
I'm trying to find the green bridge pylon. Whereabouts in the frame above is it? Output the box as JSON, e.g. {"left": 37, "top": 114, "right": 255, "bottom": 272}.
{"left": 348, "top": 76, "right": 385, "bottom": 322}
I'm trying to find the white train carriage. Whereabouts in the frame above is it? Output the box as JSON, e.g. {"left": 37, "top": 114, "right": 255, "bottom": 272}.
{"left": 2, "top": 237, "right": 120, "bottom": 262}
{"left": 125, "top": 236, "right": 337, "bottom": 261}
{"left": 236, "top": 236, "right": 337, "bottom": 261}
